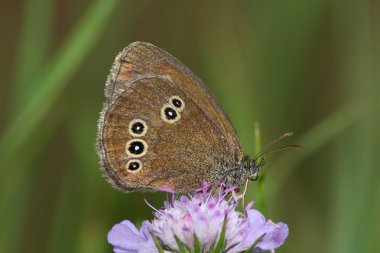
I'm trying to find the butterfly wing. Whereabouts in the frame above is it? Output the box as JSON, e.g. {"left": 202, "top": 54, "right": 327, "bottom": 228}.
{"left": 105, "top": 42, "right": 243, "bottom": 158}
{"left": 98, "top": 42, "right": 243, "bottom": 193}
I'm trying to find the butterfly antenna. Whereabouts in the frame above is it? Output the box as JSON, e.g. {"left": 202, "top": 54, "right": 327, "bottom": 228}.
{"left": 255, "top": 144, "right": 304, "bottom": 160}
{"left": 262, "top": 132, "right": 293, "bottom": 151}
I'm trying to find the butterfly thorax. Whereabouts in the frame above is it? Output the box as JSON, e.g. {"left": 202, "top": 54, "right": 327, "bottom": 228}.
{"left": 219, "top": 156, "right": 265, "bottom": 187}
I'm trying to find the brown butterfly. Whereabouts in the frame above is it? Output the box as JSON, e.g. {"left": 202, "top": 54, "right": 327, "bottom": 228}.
{"left": 97, "top": 42, "right": 264, "bottom": 193}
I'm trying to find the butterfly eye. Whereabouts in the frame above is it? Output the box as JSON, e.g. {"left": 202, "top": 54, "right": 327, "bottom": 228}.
{"left": 125, "top": 159, "right": 142, "bottom": 173}
{"left": 161, "top": 104, "right": 181, "bottom": 123}
{"left": 125, "top": 139, "right": 148, "bottom": 157}
{"left": 128, "top": 119, "right": 148, "bottom": 137}
{"left": 169, "top": 96, "right": 185, "bottom": 112}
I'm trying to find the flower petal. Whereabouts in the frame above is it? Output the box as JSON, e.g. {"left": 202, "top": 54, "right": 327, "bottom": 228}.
{"left": 229, "top": 209, "right": 283, "bottom": 252}
{"left": 255, "top": 222, "right": 289, "bottom": 251}
{"left": 108, "top": 220, "right": 157, "bottom": 253}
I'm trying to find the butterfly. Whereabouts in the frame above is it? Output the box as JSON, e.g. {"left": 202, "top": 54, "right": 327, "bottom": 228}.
{"left": 97, "top": 42, "right": 265, "bottom": 193}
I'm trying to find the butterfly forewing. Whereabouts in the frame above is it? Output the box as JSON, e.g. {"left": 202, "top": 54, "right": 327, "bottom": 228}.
{"left": 106, "top": 42, "right": 242, "bottom": 156}
{"left": 98, "top": 42, "right": 243, "bottom": 193}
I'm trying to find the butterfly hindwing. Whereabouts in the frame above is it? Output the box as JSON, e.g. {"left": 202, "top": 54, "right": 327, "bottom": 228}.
{"left": 99, "top": 77, "right": 227, "bottom": 192}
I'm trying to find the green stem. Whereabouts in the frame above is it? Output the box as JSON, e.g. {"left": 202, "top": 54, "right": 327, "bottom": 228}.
{"left": 254, "top": 122, "right": 266, "bottom": 214}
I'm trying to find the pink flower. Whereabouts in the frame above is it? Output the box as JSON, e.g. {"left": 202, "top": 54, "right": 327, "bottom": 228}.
{"left": 108, "top": 183, "right": 288, "bottom": 253}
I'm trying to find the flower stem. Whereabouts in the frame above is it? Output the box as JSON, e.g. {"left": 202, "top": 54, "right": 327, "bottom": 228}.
{"left": 254, "top": 122, "right": 266, "bottom": 214}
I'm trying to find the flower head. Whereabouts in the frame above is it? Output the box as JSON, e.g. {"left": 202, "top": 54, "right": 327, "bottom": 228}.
{"left": 108, "top": 183, "right": 288, "bottom": 253}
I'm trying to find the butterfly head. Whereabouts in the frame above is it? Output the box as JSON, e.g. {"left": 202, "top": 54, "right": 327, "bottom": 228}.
{"left": 246, "top": 158, "right": 265, "bottom": 181}
{"left": 225, "top": 156, "right": 265, "bottom": 186}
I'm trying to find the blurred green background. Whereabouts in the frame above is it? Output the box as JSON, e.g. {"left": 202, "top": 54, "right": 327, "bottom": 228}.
{"left": 0, "top": 0, "right": 379, "bottom": 252}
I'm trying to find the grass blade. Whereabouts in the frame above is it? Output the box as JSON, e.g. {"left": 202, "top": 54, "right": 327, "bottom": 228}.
{"left": 10, "top": 0, "right": 53, "bottom": 113}
{"left": 0, "top": 0, "right": 121, "bottom": 171}
{"left": 269, "top": 99, "right": 367, "bottom": 197}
